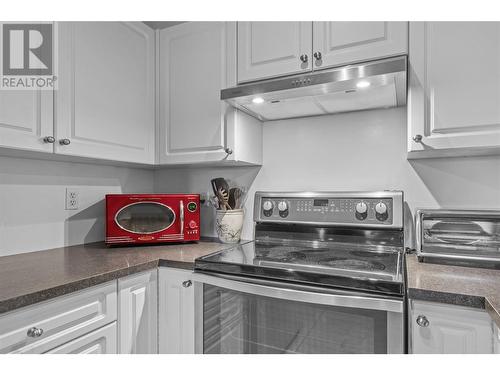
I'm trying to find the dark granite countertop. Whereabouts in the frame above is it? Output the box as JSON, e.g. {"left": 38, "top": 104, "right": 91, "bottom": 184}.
{"left": 0, "top": 240, "right": 241, "bottom": 315}
{"left": 406, "top": 254, "right": 500, "bottom": 327}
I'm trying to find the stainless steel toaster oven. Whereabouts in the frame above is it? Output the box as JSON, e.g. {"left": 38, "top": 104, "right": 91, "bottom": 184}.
{"left": 415, "top": 209, "right": 500, "bottom": 265}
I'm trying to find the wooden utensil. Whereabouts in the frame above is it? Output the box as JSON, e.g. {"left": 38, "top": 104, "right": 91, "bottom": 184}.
{"left": 229, "top": 187, "right": 243, "bottom": 209}
{"left": 217, "top": 187, "right": 231, "bottom": 210}
{"left": 228, "top": 187, "right": 237, "bottom": 210}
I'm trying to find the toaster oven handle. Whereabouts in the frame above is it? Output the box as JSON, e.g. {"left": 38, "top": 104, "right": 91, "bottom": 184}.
{"left": 180, "top": 200, "right": 184, "bottom": 236}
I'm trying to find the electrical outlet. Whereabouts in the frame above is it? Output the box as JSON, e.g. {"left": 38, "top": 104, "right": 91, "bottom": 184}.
{"left": 65, "top": 188, "right": 79, "bottom": 210}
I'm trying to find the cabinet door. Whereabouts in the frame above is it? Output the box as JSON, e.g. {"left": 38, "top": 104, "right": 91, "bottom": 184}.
{"left": 158, "top": 268, "right": 195, "bottom": 354}
{"left": 0, "top": 90, "right": 53, "bottom": 153}
{"left": 408, "top": 22, "right": 500, "bottom": 158}
{"left": 312, "top": 22, "right": 407, "bottom": 70}
{"left": 495, "top": 324, "right": 500, "bottom": 354}
{"left": 55, "top": 22, "right": 155, "bottom": 164}
{"left": 0, "top": 22, "right": 53, "bottom": 153}
{"left": 411, "top": 300, "right": 493, "bottom": 354}
{"left": 118, "top": 270, "right": 157, "bottom": 354}
{"left": 237, "top": 22, "right": 313, "bottom": 83}
{"left": 46, "top": 323, "right": 117, "bottom": 354}
{"left": 159, "top": 22, "right": 233, "bottom": 164}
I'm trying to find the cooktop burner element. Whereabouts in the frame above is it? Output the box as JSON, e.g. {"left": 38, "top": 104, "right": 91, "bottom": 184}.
{"left": 195, "top": 191, "right": 405, "bottom": 295}
{"left": 318, "top": 258, "right": 386, "bottom": 271}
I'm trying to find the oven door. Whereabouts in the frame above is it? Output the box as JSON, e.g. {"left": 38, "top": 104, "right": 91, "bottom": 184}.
{"left": 194, "top": 273, "right": 404, "bottom": 354}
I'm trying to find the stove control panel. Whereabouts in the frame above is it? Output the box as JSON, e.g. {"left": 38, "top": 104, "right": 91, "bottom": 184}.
{"left": 255, "top": 192, "right": 403, "bottom": 229}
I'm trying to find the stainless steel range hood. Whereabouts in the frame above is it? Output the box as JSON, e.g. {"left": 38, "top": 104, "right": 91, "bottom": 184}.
{"left": 221, "top": 56, "right": 407, "bottom": 121}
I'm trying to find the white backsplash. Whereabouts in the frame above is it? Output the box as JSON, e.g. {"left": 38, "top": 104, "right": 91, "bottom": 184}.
{"left": 0, "top": 156, "right": 154, "bottom": 256}
{"left": 155, "top": 107, "right": 500, "bottom": 240}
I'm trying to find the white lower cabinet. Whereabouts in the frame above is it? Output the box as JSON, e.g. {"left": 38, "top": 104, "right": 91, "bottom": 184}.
{"left": 118, "top": 270, "right": 158, "bottom": 354}
{"left": 410, "top": 300, "right": 494, "bottom": 354}
{"left": 158, "top": 268, "right": 196, "bottom": 354}
{"left": 46, "top": 322, "right": 117, "bottom": 354}
{"left": 0, "top": 281, "right": 117, "bottom": 354}
{"left": 495, "top": 324, "right": 500, "bottom": 354}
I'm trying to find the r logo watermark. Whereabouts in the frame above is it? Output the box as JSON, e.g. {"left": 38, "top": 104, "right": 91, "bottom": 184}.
{"left": 1, "top": 22, "right": 57, "bottom": 90}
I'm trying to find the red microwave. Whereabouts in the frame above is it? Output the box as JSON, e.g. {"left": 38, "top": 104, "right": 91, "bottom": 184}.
{"left": 106, "top": 194, "right": 200, "bottom": 245}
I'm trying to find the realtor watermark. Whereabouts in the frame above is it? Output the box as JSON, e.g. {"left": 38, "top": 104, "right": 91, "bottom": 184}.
{"left": 1, "top": 22, "right": 57, "bottom": 90}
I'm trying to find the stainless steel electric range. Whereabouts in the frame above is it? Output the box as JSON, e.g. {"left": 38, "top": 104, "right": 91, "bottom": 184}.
{"left": 194, "top": 191, "right": 406, "bottom": 354}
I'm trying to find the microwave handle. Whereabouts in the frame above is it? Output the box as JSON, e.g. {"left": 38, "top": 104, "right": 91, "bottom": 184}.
{"left": 180, "top": 201, "right": 184, "bottom": 236}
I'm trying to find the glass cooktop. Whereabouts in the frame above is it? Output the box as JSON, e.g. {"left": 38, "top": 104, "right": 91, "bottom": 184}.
{"left": 195, "top": 240, "right": 404, "bottom": 295}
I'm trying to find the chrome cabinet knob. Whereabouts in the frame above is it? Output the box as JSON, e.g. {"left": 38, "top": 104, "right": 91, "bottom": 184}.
{"left": 27, "top": 327, "right": 44, "bottom": 338}
{"left": 416, "top": 315, "right": 429, "bottom": 327}
{"left": 413, "top": 134, "right": 423, "bottom": 143}
{"left": 299, "top": 54, "right": 308, "bottom": 63}
{"left": 59, "top": 138, "right": 71, "bottom": 146}
{"left": 182, "top": 280, "right": 192, "bottom": 288}
{"left": 313, "top": 51, "right": 322, "bottom": 60}
{"left": 224, "top": 147, "right": 233, "bottom": 155}
{"left": 43, "top": 136, "right": 55, "bottom": 143}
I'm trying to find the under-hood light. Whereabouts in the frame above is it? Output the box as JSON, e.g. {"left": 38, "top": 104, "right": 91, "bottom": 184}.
{"left": 252, "top": 97, "right": 264, "bottom": 104}
{"left": 356, "top": 81, "right": 371, "bottom": 88}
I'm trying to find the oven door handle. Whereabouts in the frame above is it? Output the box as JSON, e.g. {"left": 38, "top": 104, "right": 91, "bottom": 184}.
{"left": 194, "top": 272, "right": 403, "bottom": 313}
{"left": 179, "top": 201, "right": 184, "bottom": 236}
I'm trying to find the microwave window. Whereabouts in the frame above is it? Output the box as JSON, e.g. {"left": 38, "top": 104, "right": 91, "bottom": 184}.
{"left": 115, "top": 202, "right": 175, "bottom": 234}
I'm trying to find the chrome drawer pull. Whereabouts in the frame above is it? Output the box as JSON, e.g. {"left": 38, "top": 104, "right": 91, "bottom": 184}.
{"left": 27, "top": 327, "right": 44, "bottom": 338}
{"left": 413, "top": 134, "right": 423, "bottom": 143}
{"left": 182, "top": 280, "right": 192, "bottom": 288}
{"left": 416, "top": 315, "right": 429, "bottom": 327}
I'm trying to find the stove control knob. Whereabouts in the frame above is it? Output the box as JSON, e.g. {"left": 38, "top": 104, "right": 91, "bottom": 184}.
{"left": 188, "top": 220, "right": 198, "bottom": 229}
{"left": 277, "top": 201, "right": 289, "bottom": 218}
{"left": 375, "top": 202, "right": 388, "bottom": 221}
{"left": 355, "top": 202, "right": 368, "bottom": 214}
{"left": 262, "top": 200, "right": 274, "bottom": 217}
{"left": 375, "top": 202, "right": 387, "bottom": 214}
{"left": 355, "top": 201, "right": 368, "bottom": 220}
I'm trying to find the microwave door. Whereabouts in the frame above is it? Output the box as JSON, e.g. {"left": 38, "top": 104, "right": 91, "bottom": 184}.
{"left": 115, "top": 201, "right": 176, "bottom": 235}
{"left": 180, "top": 200, "right": 184, "bottom": 237}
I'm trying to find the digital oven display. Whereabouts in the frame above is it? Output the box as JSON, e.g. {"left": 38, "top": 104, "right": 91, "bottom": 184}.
{"left": 313, "top": 199, "right": 329, "bottom": 207}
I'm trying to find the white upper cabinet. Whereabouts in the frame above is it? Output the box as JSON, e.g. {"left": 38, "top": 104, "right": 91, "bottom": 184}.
{"left": 236, "top": 22, "right": 407, "bottom": 83}
{"left": 0, "top": 90, "right": 53, "bottom": 153}
{"left": 0, "top": 22, "right": 54, "bottom": 153}
{"left": 56, "top": 22, "right": 155, "bottom": 164}
{"left": 159, "top": 22, "right": 262, "bottom": 165}
{"left": 312, "top": 22, "right": 408, "bottom": 69}
{"left": 408, "top": 22, "right": 500, "bottom": 158}
{"left": 410, "top": 300, "right": 493, "bottom": 354}
{"left": 237, "top": 22, "right": 313, "bottom": 83}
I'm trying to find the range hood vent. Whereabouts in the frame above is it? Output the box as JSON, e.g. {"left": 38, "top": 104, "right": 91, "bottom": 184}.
{"left": 221, "top": 56, "right": 407, "bottom": 122}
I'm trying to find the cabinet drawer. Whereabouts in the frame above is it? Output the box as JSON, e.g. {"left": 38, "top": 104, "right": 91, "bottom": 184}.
{"left": 46, "top": 322, "right": 117, "bottom": 354}
{"left": 0, "top": 281, "right": 117, "bottom": 353}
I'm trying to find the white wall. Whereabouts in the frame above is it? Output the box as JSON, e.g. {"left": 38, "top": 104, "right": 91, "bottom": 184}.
{"left": 0, "top": 156, "right": 154, "bottom": 256}
{"left": 155, "top": 107, "right": 500, "bottom": 240}
{"left": 2, "top": 107, "right": 498, "bottom": 255}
